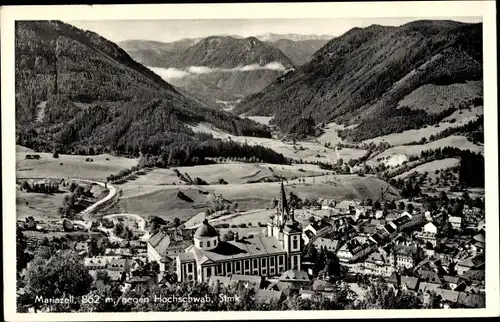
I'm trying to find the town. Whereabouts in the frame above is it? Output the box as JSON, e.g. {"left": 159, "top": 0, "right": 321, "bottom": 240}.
{"left": 16, "top": 176, "right": 485, "bottom": 311}
{"left": 11, "top": 12, "right": 490, "bottom": 315}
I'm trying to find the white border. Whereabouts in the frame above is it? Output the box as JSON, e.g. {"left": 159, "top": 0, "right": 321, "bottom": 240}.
{"left": 1, "top": 1, "right": 498, "bottom": 321}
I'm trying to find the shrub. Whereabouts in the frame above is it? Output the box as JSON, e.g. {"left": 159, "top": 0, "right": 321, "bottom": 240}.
{"left": 52, "top": 150, "right": 59, "bottom": 158}
{"left": 176, "top": 191, "right": 193, "bottom": 202}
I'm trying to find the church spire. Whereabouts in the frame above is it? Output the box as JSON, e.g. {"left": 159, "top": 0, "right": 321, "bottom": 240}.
{"left": 277, "top": 181, "right": 290, "bottom": 225}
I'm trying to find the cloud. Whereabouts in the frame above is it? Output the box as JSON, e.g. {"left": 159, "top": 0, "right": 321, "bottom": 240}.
{"left": 148, "top": 61, "right": 289, "bottom": 81}
{"left": 148, "top": 66, "right": 189, "bottom": 79}
{"left": 187, "top": 66, "right": 214, "bottom": 74}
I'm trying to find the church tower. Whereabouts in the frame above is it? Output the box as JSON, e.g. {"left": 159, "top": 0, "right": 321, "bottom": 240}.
{"left": 283, "top": 206, "right": 302, "bottom": 270}
{"left": 267, "top": 182, "right": 303, "bottom": 270}
{"left": 267, "top": 181, "right": 290, "bottom": 241}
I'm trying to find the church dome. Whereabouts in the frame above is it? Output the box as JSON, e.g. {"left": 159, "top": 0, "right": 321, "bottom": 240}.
{"left": 194, "top": 219, "right": 219, "bottom": 238}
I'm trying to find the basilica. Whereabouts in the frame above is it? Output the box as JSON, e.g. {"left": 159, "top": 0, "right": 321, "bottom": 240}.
{"left": 167, "top": 182, "right": 303, "bottom": 282}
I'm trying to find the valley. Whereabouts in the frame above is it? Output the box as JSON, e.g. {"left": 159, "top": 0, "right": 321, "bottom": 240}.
{"left": 13, "top": 17, "right": 488, "bottom": 314}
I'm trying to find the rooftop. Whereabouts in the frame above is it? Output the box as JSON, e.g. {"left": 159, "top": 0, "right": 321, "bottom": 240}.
{"left": 194, "top": 219, "right": 219, "bottom": 238}
{"left": 181, "top": 235, "right": 286, "bottom": 263}
{"left": 280, "top": 269, "right": 310, "bottom": 281}
{"left": 255, "top": 289, "right": 283, "bottom": 303}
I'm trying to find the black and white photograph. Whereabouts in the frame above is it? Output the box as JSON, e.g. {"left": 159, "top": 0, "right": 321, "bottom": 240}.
{"left": 2, "top": 1, "right": 498, "bottom": 321}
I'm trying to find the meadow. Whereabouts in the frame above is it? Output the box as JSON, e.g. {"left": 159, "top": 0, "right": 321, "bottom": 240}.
{"left": 393, "top": 158, "right": 460, "bottom": 180}
{"left": 187, "top": 123, "right": 367, "bottom": 163}
{"left": 16, "top": 148, "right": 139, "bottom": 181}
{"left": 362, "top": 106, "right": 483, "bottom": 146}
{"left": 112, "top": 173, "right": 399, "bottom": 222}
{"left": 368, "top": 135, "right": 483, "bottom": 166}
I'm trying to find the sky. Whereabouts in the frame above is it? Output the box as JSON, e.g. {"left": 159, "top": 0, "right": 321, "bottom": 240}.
{"left": 67, "top": 17, "right": 482, "bottom": 44}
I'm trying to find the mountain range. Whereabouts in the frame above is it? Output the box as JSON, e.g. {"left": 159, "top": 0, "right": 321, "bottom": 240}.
{"left": 15, "top": 20, "right": 286, "bottom": 165}
{"left": 121, "top": 36, "right": 299, "bottom": 106}
{"left": 235, "top": 20, "right": 483, "bottom": 141}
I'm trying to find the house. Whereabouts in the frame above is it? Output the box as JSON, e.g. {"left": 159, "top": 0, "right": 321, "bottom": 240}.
{"left": 387, "top": 272, "right": 400, "bottom": 289}
{"left": 456, "top": 292, "right": 485, "bottom": 308}
{"left": 417, "top": 269, "right": 441, "bottom": 284}
{"left": 254, "top": 289, "right": 283, "bottom": 304}
{"left": 84, "top": 257, "right": 107, "bottom": 270}
{"left": 448, "top": 216, "right": 463, "bottom": 230}
{"left": 302, "top": 220, "right": 332, "bottom": 245}
{"left": 418, "top": 281, "right": 441, "bottom": 294}
{"left": 460, "top": 269, "right": 485, "bottom": 283}
{"left": 414, "top": 231, "right": 437, "bottom": 247}
{"left": 472, "top": 233, "right": 485, "bottom": 252}
{"left": 433, "top": 289, "right": 460, "bottom": 308}
{"left": 374, "top": 210, "right": 384, "bottom": 219}
{"left": 229, "top": 274, "right": 262, "bottom": 292}
{"left": 423, "top": 222, "right": 437, "bottom": 235}
{"left": 208, "top": 276, "right": 231, "bottom": 289}
{"left": 266, "top": 280, "right": 301, "bottom": 297}
{"left": 312, "top": 237, "right": 340, "bottom": 253}
{"left": 337, "top": 238, "right": 376, "bottom": 263}
{"left": 382, "top": 222, "right": 398, "bottom": 237}
{"left": 392, "top": 243, "right": 424, "bottom": 269}
{"left": 369, "top": 232, "right": 389, "bottom": 245}
{"left": 335, "top": 200, "right": 358, "bottom": 213}
{"left": 477, "top": 219, "right": 485, "bottom": 232}
{"left": 105, "top": 248, "right": 133, "bottom": 257}
{"left": 385, "top": 212, "right": 399, "bottom": 222}
{"left": 312, "top": 280, "right": 335, "bottom": 292}
{"left": 299, "top": 289, "right": 315, "bottom": 300}
{"left": 147, "top": 230, "right": 193, "bottom": 272}
{"left": 442, "top": 275, "right": 461, "bottom": 290}
{"left": 400, "top": 275, "right": 419, "bottom": 291}
{"left": 279, "top": 269, "right": 310, "bottom": 282}
{"left": 456, "top": 255, "right": 485, "bottom": 276}
{"left": 320, "top": 199, "right": 336, "bottom": 210}
{"left": 107, "top": 258, "right": 129, "bottom": 272}
{"left": 363, "top": 249, "right": 394, "bottom": 277}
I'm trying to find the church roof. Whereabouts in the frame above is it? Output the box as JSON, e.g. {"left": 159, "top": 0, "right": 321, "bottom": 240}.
{"left": 194, "top": 219, "right": 219, "bottom": 238}
{"left": 188, "top": 235, "right": 286, "bottom": 264}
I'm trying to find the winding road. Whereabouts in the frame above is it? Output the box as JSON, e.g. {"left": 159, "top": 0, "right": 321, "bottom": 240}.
{"left": 69, "top": 179, "right": 150, "bottom": 242}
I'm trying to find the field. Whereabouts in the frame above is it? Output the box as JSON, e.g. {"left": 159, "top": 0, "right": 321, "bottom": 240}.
{"left": 16, "top": 149, "right": 139, "bottom": 181}
{"left": 121, "top": 163, "right": 330, "bottom": 186}
{"left": 393, "top": 158, "right": 461, "bottom": 180}
{"left": 112, "top": 173, "right": 399, "bottom": 222}
{"left": 362, "top": 106, "right": 483, "bottom": 146}
{"left": 317, "top": 122, "right": 358, "bottom": 146}
{"left": 367, "top": 135, "right": 483, "bottom": 166}
{"left": 187, "top": 122, "right": 367, "bottom": 163}
{"left": 16, "top": 189, "right": 70, "bottom": 221}
{"left": 245, "top": 116, "right": 273, "bottom": 126}
{"left": 397, "top": 80, "right": 482, "bottom": 114}
{"left": 16, "top": 181, "right": 108, "bottom": 221}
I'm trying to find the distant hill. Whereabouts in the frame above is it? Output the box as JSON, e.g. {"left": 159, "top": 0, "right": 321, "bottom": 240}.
{"left": 121, "top": 36, "right": 297, "bottom": 105}
{"left": 235, "top": 20, "right": 483, "bottom": 142}
{"left": 167, "top": 36, "right": 296, "bottom": 69}
{"left": 267, "top": 38, "right": 330, "bottom": 66}
{"left": 119, "top": 38, "right": 200, "bottom": 67}
{"left": 255, "top": 33, "right": 333, "bottom": 42}
{"left": 15, "top": 20, "right": 288, "bottom": 166}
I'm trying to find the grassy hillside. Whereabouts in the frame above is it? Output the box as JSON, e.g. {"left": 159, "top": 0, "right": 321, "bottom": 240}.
{"left": 267, "top": 39, "right": 330, "bottom": 66}
{"left": 114, "top": 174, "right": 399, "bottom": 221}
{"left": 368, "top": 135, "right": 483, "bottom": 165}
{"left": 16, "top": 151, "right": 138, "bottom": 181}
{"left": 235, "top": 20, "right": 482, "bottom": 141}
